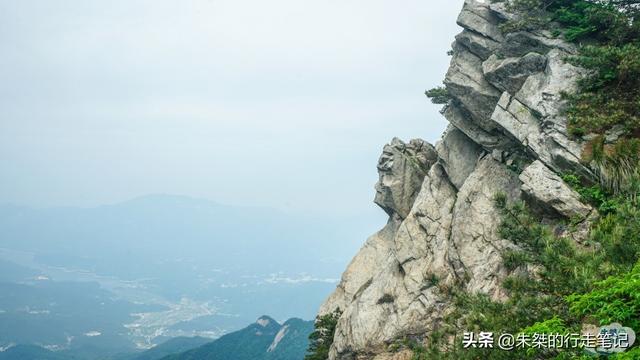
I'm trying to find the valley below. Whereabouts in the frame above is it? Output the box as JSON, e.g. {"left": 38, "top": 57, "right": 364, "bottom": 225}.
{"left": 0, "top": 195, "right": 369, "bottom": 358}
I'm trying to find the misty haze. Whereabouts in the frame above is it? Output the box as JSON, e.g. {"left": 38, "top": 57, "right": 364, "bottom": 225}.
{"left": 0, "top": 0, "right": 461, "bottom": 359}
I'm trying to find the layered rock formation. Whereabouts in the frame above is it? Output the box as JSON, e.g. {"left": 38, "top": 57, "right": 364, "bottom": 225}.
{"left": 318, "top": 1, "right": 596, "bottom": 359}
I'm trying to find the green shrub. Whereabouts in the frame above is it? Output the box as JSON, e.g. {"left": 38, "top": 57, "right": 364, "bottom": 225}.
{"left": 411, "top": 2, "right": 640, "bottom": 358}
{"left": 567, "top": 261, "right": 640, "bottom": 330}
{"left": 377, "top": 294, "right": 395, "bottom": 304}
{"left": 495, "top": 0, "right": 640, "bottom": 43}
{"left": 613, "top": 347, "right": 640, "bottom": 359}
{"left": 583, "top": 137, "right": 640, "bottom": 195}
{"left": 415, "top": 185, "right": 640, "bottom": 358}
{"left": 566, "top": 45, "right": 640, "bottom": 135}
{"left": 561, "top": 172, "right": 619, "bottom": 213}
{"left": 495, "top": 1, "right": 640, "bottom": 137}
{"left": 425, "top": 86, "right": 451, "bottom": 105}
{"left": 305, "top": 309, "right": 341, "bottom": 360}
{"left": 591, "top": 200, "right": 640, "bottom": 270}
{"left": 521, "top": 316, "right": 568, "bottom": 335}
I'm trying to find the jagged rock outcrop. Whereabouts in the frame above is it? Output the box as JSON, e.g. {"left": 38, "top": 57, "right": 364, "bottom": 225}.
{"left": 374, "top": 138, "right": 438, "bottom": 219}
{"left": 519, "top": 160, "right": 593, "bottom": 220}
{"left": 320, "top": 138, "right": 437, "bottom": 318}
{"left": 482, "top": 52, "right": 547, "bottom": 94}
{"left": 318, "top": 1, "right": 596, "bottom": 359}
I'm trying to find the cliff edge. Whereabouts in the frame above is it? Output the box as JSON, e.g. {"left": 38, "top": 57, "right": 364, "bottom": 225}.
{"left": 318, "top": 1, "right": 598, "bottom": 359}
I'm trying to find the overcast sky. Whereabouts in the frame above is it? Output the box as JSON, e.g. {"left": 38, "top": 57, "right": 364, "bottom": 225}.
{"left": 0, "top": 0, "right": 463, "bottom": 216}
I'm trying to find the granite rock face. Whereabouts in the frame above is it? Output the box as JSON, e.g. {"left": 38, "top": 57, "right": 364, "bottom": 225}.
{"left": 483, "top": 52, "right": 547, "bottom": 94}
{"left": 374, "top": 138, "right": 438, "bottom": 219}
{"left": 318, "top": 1, "right": 595, "bottom": 359}
{"left": 519, "top": 160, "right": 593, "bottom": 220}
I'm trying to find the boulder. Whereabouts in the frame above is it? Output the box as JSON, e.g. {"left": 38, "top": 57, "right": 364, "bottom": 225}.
{"left": 436, "top": 126, "right": 483, "bottom": 190}
{"left": 455, "top": 30, "right": 501, "bottom": 61}
{"left": 519, "top": 160, "right": 593, "bottom": 220}
{"left": 483, "top": 52, "right": 547, "bottom": 94}
{"left": 457, "top": 0, "right": 504, "bottom": 42}
{"left": 445, "top": 42, "right": 502, "bottom": 127}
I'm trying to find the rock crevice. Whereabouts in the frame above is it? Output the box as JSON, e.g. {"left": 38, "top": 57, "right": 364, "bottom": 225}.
{"left": 319, "top": 1, "right": 595, "bottom": 359}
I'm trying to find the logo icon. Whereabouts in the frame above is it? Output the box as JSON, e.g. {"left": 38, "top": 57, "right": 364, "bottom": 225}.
{"left": 583, "top": 323, "right": 636, "bottom": 355}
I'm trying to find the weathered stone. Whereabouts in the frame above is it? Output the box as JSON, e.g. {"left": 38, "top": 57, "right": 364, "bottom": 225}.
{"left": 374, "top": 138, "right": 437, "bottom": 219}
{"left": 457, "top": 0, "right": 504, "bottom": 42}
{"left": 491, "top": 92, "right": 547, "bottom": 158}
{"left": 447, "top": 156, "right": 521, "bottom": 299}
{"left": 443, "top": 103, "right": 511, "bottom": 151}
{"left": 515, "top": 49, "right": 582, "bottom": 118}
{"left": 370, "top": 350, "right": 414, "bottom": 360}
{"left": 511, "top": 49, "right": 592, "bottom": 178}
{"left": 519, "top": 160, "right": 593, "bottom": 220}
{"left": 319, "top": 218, "right": 401, "bottom": 317}
{"left": 436, "top": 126, "right": 483, "bottom": 189}
{"left": 324, "top": 157, "right": 521, "bottom": 360}
{"left": 326, "top": 163, "right": 459, "bottom": 359}
{"left": 492, "top": 149, "right": 504, "bottom": 162}
{"left": 455, "top": 30, "right": 500, "bottom": 61}
{"left": 491, "top": 91, "right": 591, "bottom": 179}
{"left": 488, "top": 1, "right": 516, "bottom": 21}
{"left": 605, "top": 124, "right": 626, "bottom": 144}
{"left": 395, "top": 164, "right": 458, "bottom": 287}
{"left": 483, "top": 52, "right": 547, "bottom": 94}
{"left": 320, "top": 1, "right": 598, "bottom": 359}
{"left": 500, "top": 31, "right": 578, "bottom": 58}
{"left": 445, "top": 42, "right": 502, "bottom": 127}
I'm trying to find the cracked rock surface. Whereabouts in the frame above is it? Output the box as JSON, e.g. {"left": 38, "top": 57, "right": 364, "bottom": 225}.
{"left": 318, "top": 1, "right": 596, "bottom": 359}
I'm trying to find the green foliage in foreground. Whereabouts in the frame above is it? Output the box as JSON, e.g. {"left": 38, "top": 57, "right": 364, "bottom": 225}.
{"left": 387, "top": 2, "right": 640, "bottom": 358}
{"left": 567, "top": 262, "right": 640, "bottom": 331}
{"left": 408, "top": 184, "right": 640, "bottom": 359}
{"left": 561, "top": 173, "right": 619, "bottom": 213}
{"left": 305, "top": 310, "right": 341, "bottom": 360}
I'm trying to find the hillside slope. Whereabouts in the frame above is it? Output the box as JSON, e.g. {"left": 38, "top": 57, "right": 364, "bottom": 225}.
{"left": 162, "top": 316, "right": 313, "bottom": 360}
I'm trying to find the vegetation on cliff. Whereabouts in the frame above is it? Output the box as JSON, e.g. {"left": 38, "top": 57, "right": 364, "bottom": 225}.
{"left": 310, "top": 1, "right": 640, "bottom": 359}
{"left": 305, "top": 310, "right": 341, "bottom": 360}
{"left": 496, "top": 0, "right": 640, "bottom": 137}
{"left": 405, "top": 180, "right": 640, "bottom": 359}
{"left": 417, "top": 1, "right": 640, "bottom": 359}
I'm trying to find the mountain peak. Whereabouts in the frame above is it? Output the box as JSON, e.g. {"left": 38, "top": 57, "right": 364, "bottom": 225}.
{"left": 160, "top": 317, "right": 314, "bottom": 359}
{"left": 256, "top": 315, "right": 278, "bottom": 328}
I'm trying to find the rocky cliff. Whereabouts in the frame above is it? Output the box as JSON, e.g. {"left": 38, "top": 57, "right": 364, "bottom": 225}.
{"left": 318, "top": 1, "right": 598, "bottom": 359}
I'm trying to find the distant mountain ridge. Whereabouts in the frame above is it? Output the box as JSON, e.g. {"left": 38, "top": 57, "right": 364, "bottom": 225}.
{"left": 0, "top": 316, "right": 312, "bottom": 360}
{"left": 0, "top": 194, "right": 362, "bottom": 279}
{"left": 0, "top": 345, "right": 66, "bottom": 360}
{"left": 0, "top": 194, "right": 355, "bottom": 355}
{"left": 161, "top": 316, "right": 313, "bottom": 360}
{"left": 0, "top": 336, "right": 209, "bottom": 360}
{"left": 118, "top": 337, "right": 212, "bottom": 360}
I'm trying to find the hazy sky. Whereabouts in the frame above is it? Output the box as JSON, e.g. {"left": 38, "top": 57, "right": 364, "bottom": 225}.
{"left": 0, "top": 0, "right": 463, "bottom": 216}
